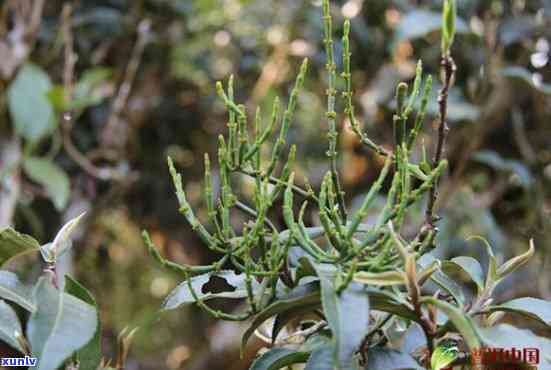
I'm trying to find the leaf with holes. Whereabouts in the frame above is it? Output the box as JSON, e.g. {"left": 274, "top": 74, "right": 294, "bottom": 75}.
{"left": 163, "top": 270, "right": 260, "bottom": 310}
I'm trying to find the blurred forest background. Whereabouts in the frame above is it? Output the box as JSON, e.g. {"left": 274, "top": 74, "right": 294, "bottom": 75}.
{"left": 0, "top": 0, "right": 550, "bottom": 369}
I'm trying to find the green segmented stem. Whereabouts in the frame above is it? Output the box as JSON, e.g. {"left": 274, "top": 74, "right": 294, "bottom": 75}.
{"left": 218, "top": 136, "right": 235, "bottom": 239}
{"left": 322, "top": 0, "right": 347, "bottom": 220}
{"left": 347, "top": 155, "right": 393, "bottom": 239}
{"left": 142, "top": 231, "right": 225, "bottom": 274}
{"left": 341, "top": 19, "right": 390, "bottom": 157}
{"left": 407, "top": 75, "right": 433, "bottom": 150}
{"left": 267, "top": 58, "right": 308, "bottom": 177}
{"left": 244, "top": 97, "right": 280, "bottom": 163}
{"left": 167, "top": 156, "right": 220, "bottom": 250}
{"left": 204, "top": 153, "right": 223, "bottom": 239}
{"left": 404, "top": 60, "right": 423, "bottom": 118}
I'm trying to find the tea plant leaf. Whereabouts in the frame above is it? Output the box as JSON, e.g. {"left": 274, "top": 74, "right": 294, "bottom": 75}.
{"left": 484, "top": 297, "right": 551, "bottom": 328}
{"left": 496, "top": 239, "right": 535, "bottom": 280}
{"left": 42, "top": 212, "right": 86, "bottom": 263}
{"left": 399, "top": 323, "right": 427, "bottom": 355}
{"left": 0, "top": 227, "right": 41, "bottom": 268}
{"left": 354, "top": 271, "right": 407, "bottom": 286}
{"left": 0, "top": 271, "right": 35, "bottom": 312}
{"left": 420, "top": 297, "right": 481, "bottom": 350}
{"left": 272, "top": 302, "right": 321, "bottom": 344}
{"left": 441, "top": 0, "right": 457, "bottom": 53}
{"left": 418, "top": 255, "right": 465, "bottom": 306}
{"left": 467, "top": 236, "right": 498, "bottom": 285}
{"left": 65, "top": 275, "right": 102, "bottom": 370}
{"left": 249, "top": 348, "right": 309, "bottom": 370}
{"left": 366, "top": 289, "right": 418, "bottom": 321}
{"left": 442, "top": 256, "right": 484, "bottom": 292}
{"left": 242, "top": 281, "right": 321, "bottom": 354}
{"left": 22, "top": 157, "right": 70, "bottom": 211}
{"left": 7, "top": 64, "right": 56, "bottom": 143}
{"left": 315, "top": 264, "right": 369, "bottom": 370}
{"left": 27, "top": 278, "right": 98, "bottom": 370}
{"left": 304, "top": 344, "right": 333, "bottom": 370}
{"left": 163, "top": 270, "right": 259, "bottom": 310}
{"left": 0, "top": 300, "right": 24, "bottom": 353}
{"left": 365, "top": 348, "right": 424, "bottom": 370}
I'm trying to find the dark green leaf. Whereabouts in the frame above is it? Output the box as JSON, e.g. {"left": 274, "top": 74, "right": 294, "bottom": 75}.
{"left": 272, "top": 302, "right": 320, "bottom": 344}
{"left": 22, "top": 157, "right": 70, "bottom": 211}
{"left": 0, "top": 228, "right": 40, "bottom": 268}
{"left": 304, "top": 344, "right": 333, "bottom": 370}
{"left": 250, "top": 348, "right": 309, "bottom": 370}
{"left": 315, "top": 264, "right": 369, "bottom": 370}
{"left": 7, "top": 64, "right": 56, "bottom": 142}
{"left": 162, "top": 270, "right": 260, "bottom": 310}
{"left": 242, "top": 282, "right": 321, "bottom": 354}
{"left": 0, "top": 271, "right": 35, "bottom": 312}
{"left": 0, "top": 300, "right": 24, "bottom": 352}
{"left": 399, "top": 323, "right": 426, "bottom": 355}
{"left": 442, "top": 256, "right": 484, "bottom": 292}
{"left": 485, "top": 297, "right": 551, "bottom": 328}
{"left": 418, "top": 255, "right": 465, "bottom": 306}
{"left": 65, "top": 276, "right": 102, "bottom": 370}
{"left": 420, "top": 297, "right": 481, "bottom": 350}
{"left": 365, "top": 348, "right": 424, "bottom": 370}
{"left": 27, "top": 278, "right": 98, "bottom": 370}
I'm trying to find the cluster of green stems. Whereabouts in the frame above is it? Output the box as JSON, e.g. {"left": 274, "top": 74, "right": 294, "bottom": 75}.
{"left": 143, "top": 0, "right": 448, "bottom": 321}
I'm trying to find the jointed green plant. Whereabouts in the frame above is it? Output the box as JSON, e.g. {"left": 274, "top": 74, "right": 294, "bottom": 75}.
{"left": 145, "top": 1, "right": 551, "bottom": 369}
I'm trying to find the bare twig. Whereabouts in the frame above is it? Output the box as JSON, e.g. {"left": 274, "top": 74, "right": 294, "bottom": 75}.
{"left": 101, "top": 19, "right": 151, "bottom": 148}
{"left": 58, "top": 5, "right": 120, "bottom": 181}
{"left": 0, "top": 0, "right": 45, "bottom": 80}
{"left": 425, "top": 53, "right": 456, "bottom": 226}
{"left": 511, "top": 105, "right": 536, "bottom": 164}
